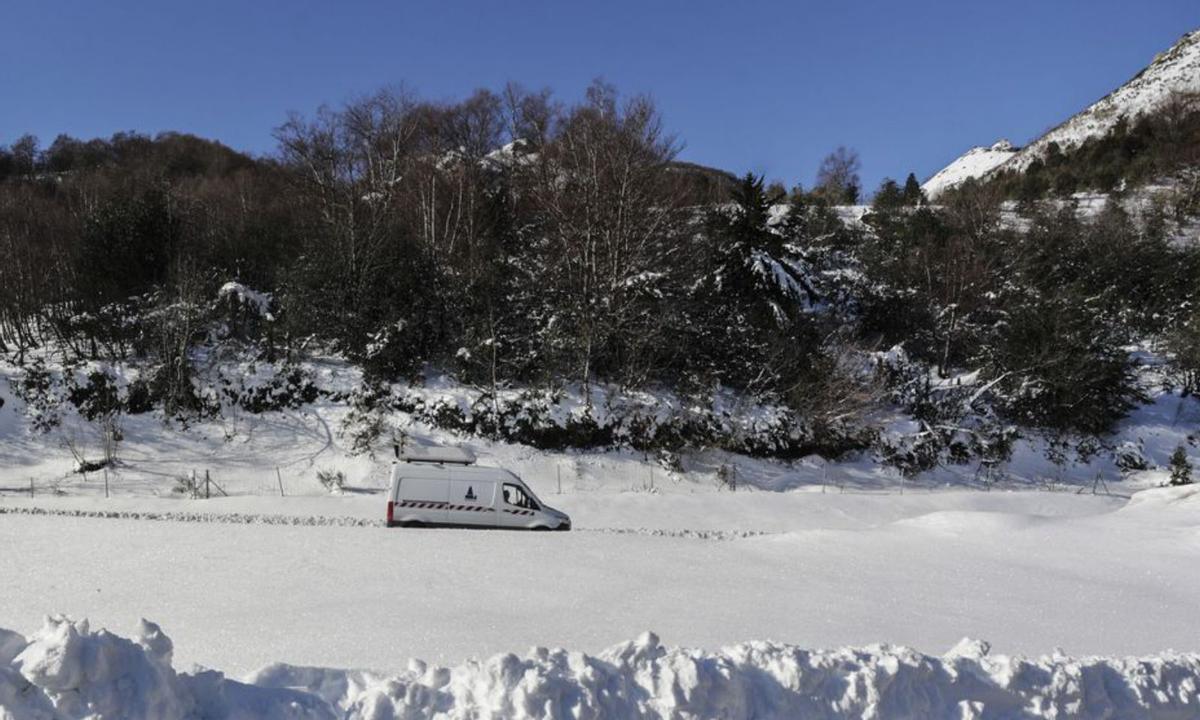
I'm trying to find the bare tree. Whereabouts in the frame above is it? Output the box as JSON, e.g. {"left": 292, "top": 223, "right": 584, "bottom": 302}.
{"left": 528, "top": 82, "right": 686, "bottom": 394}
{"left": 274, "top": 88, "right": 424, "bottom": 348}
{"left": 815, "top": 146, "right": 861, "bottom": 204}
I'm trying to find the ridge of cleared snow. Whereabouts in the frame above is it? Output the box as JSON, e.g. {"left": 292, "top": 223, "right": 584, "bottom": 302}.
{"left": 4, "top": 616, "right": 1199, "bottom": 720}
{"left": 922, "top": 139, "right": 1020, "bottom": 198}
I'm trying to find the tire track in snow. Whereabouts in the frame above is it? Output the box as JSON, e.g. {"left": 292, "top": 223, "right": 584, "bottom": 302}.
{"left": 0, "top": 504, "right": 383, "bottom": 528}
{"left": 575, "top": 527, "right": 773, "bottom": 541}
{"left": 0, "top": 504, "right": 774, "bottom": 540}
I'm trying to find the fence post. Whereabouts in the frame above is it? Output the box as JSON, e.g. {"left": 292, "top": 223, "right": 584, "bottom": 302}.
{"left": 29, "top": 478, "right": 34, "bottom": 498}
{"left": 205, "top": 470, "right": 210, "bottom": 499}
{"left": 557, "top": 465, "right": 562, "bottom": 495}
{"left": 104, "top": 468, "right": 109, "bottom": 499}
{"left": 277, "top": 467, "right": 285, "bottom": 497}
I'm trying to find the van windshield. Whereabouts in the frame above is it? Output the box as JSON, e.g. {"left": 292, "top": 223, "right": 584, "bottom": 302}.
{"left": 502, "top": 483, "right": 539, "bottom": 510}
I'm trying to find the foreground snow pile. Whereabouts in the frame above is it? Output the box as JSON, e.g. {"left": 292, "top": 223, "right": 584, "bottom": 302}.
{"left": 3, "top": 617, "right": 1199, "bottom": 719}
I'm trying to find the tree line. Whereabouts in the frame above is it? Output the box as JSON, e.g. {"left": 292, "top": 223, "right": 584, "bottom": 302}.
{"left": 2, "top": 80, "right": 1198, "bottom": 466}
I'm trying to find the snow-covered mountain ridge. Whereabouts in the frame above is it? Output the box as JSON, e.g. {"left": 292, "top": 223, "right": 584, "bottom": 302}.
{"left": 924, "top": 28, "right": 1200, "bottom": 197}
{"left": 1005, "top": 28, "right": 1200, "bottom": 173}
{"left": 921, "top": 139, "right": 1019, "bottom": 198}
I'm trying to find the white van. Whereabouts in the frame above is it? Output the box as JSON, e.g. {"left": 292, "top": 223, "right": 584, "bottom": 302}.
{"left": 386, "top": 447, "right": 571, "bottom": 531}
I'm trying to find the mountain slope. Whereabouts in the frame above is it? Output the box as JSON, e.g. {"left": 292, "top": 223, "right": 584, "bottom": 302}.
{"left": 1004, "top": 29, "right": 1200, "bottom": 173}
{"left": 921, "top": 140, "right": 1019, "bottom": 197}
{"left": 923, "top": 28, "right": 1200, "bottom": 197}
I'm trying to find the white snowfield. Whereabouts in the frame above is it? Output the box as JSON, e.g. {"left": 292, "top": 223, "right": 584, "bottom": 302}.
{"left": 3, "top": 357, "right": 1200, "bottom": 717}
{"left": 2, "top": 486, "right": 1200, "bottom": 683}
{"left": 3, "top": 616, "right": 1199, "bottom": 720}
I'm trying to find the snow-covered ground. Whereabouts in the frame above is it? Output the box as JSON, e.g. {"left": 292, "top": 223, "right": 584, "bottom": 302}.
{"left": 2, "top": 484, "right": 1198, "bottom": 678}
{"left": 3, "top": 353, "right": 1200, "bottom": 717}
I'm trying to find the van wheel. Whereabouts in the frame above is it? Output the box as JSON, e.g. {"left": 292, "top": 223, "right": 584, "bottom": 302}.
{"left": 531, "top": 525, "right": 551, "bottom": 531}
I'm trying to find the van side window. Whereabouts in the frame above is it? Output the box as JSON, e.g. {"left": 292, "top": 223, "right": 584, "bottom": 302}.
{"left": 502, "top": 483, "right": 538, "bottom": 510}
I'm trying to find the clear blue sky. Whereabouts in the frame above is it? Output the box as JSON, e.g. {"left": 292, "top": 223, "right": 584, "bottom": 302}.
{"left": 2, "top": 1, "right": 1197, "bottom": 191}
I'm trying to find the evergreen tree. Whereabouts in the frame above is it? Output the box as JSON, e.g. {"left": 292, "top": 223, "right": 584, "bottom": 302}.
{"left": 683, "top": 173, "right": 817, "bottom": 392}
{"left": 1169, "top": 445, "right": 1194, "bottom": 486}
{"left": 872, "top": 178, "right": 904, "bottom": 212}
{"left": 902, "top": 173, "right": 924, "bottom": 205}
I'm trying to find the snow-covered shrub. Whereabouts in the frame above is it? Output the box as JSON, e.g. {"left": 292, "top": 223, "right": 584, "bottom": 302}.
{"left": 8, "top": 357, "right": 65, "bottom": 432}
{"left": 1115, "top": 440, "right": 1150, "bottom": 473}
{"left": 362, "top": 316, "right": 445, "bottom": 382}
{"left": 876, "top": 346, "right": 1019, "bottom": 476}
{"left": 340, "top": 382, "right": 392, "bottom": 456}
{"left": 317, "top": 469, "right": 346, "bottom": 493}
{"left": 214, "top": 361, "right": 319, "bottom": 413}
{"left": 66, "top": 368, "right": 122, "bottom": 421}
{"left": 146, "top": 361, "right": 213, "bottom": 421}
{"left": 217, "top": 281, "right": 275, "bottom": 337}
{"left": 124, "top": 378, "right": 154, "bottom": 414}
{"left": 384, "top": 381, "right": 863, "bottom": 459}
{"left": 172, "top": 474, "right": 201, "bottom": 496}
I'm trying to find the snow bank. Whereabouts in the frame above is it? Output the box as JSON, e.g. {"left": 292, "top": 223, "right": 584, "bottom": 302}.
{"left": 3, "top": 618, "right": 1199, "bottom": 719}
{"left": 2, "top": 617, "right": 330, "bottom": 720}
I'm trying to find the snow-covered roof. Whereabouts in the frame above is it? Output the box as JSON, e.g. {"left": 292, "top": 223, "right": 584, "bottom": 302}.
{"left": 399, "top": 445, "right": 477, "bottom": 465}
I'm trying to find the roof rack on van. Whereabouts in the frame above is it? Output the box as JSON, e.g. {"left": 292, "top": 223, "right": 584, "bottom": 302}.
{"left": 395, "top": 445, "right": 477, "bottom": 465}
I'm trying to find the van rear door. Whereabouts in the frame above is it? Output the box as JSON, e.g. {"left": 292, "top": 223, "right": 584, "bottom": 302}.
{"left": 447, "top": 474, "right": 496, "bottom": 526}
{"left": 395, "top": 472, "right": 450, "bottom": 524}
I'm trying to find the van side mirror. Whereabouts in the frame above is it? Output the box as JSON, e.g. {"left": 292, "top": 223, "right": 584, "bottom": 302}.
{"left": 393, "top": 443, "right": 400, "bottom": 459}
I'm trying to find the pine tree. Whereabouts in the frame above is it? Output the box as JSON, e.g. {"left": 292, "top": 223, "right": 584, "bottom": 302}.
{"left": 902, "top": 173, "right": 925, "bottom": 205}
{"left": 684, "top": 173, "right": 817, "bottom": 391}
{"left": 1168, "top": 445, "right": 1193, "bottom": 486}
{"left": 872, "top": 179, "right": 904, "bottom": 211}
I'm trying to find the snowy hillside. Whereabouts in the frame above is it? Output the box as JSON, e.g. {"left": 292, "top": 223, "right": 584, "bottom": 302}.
{"left": 923, "top": 29, "right": 1200, "bottom": 195}
{"left": 1004, "top": 29, "right": 1200, "bottom": 173}
{"left": 921, "top": 139, "right": 1019, "bottom": 198}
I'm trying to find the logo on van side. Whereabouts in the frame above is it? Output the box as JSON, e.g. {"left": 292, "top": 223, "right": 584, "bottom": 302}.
{"left": 465, "top": 486, "right": 477, "bottom": 500}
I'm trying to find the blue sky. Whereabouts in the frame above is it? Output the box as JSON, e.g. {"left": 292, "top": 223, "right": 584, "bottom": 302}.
{"left": 2, "top": 1, "right": 1197, "bottom": 191}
